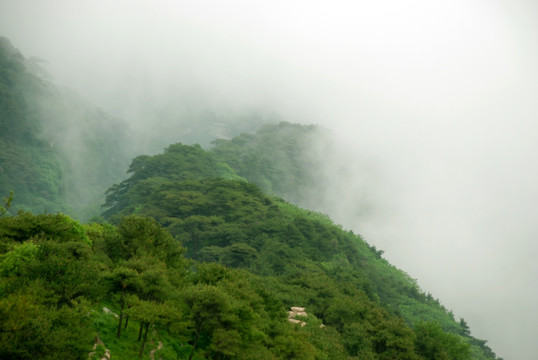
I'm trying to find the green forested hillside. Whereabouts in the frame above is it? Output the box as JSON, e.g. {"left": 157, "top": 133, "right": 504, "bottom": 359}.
{"left": 210, "top": 122, "right": 321, "bottom": 205}
{"left": 0, "top": 142, "right": 502, "bottom": 359}
{"left": 101, "top": 142, "right": 501, "bottom": 360}
{"left": 0, "top": 209, "right": 475, "bottom": 360}
{"left": 0, "top": 37, "right": 66, "bottom": 214}
{"left": 0, "top": 37, "right": 132, "bottom": 220}
{"left": 0, "top": 37, "right": 502, "bottom": 360}
{"left": 0, "top": 37, "right": 284, "bottom": 220}
{"left": 1, "top": 212, "right": 331, "bottom": 360}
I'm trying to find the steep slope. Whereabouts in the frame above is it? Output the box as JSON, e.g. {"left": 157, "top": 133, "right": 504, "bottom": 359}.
{"left": 102, "top": 143, "right": 244, "bottom": 220}
{"left": 103, "top": 141, "right": 501, "bottom": 360}
{"left": 0, "top": 35, "right": 503, "bottom": 359}
{"left": 0, "top": 37, "right": 132, "bottom": 220}
{"left": 0, "top": 38, "right": 288, "bottom": 221}
{"left": 2, "top": 211, "right": 336, "bottom": 360}
{"left": 0, "top": 37, "right": 66, "bottom": 214}
{"left": 210, "top": 122, "right": 321, "bottom": 205}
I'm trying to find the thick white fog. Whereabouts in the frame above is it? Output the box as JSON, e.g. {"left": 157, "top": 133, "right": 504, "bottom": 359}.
{"left": 2, "top": 1, "right": 538, "bottom": 358}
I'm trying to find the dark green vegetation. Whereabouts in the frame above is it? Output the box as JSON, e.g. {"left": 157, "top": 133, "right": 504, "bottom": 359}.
{"left": 1, "top": 37, "right": 502, "bottom": 359}
{"left": 210, "top": 122, "right": 322, "bottom": 206}
{"left": 0, "top": 37, "right": 133, "bottom": 219}
{"left": 98, "top": 142, "right": 501, "bottom": 360}
{"left": 0, "top": 38, "right": 280, "bottom": 220}
{"left": 0, "top": 37, "right": 65, "bottom": 214}
{"left": 0, "top": 208, "right": 487, "bottom": 360}
{"left": 0, "top": 212, "right": 324, "bottom": 359}
{"left": 0, "top": 152, "right": 502, "bottom": 360}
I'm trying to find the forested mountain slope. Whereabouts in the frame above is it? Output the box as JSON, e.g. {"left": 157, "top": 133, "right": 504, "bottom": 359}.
{"left": 102, "top": 142, "right": 501, "bottom": 360}
{"left": 0, "top": 37, "right": 284, "bottom": 220}
{"left": 2, "top": 211, "right": 333, "bottom": 359}
{"left": 0, "top": 37, "right": 65, "bottom": 214}
{"left": 210, "top": 122, "right": 321, "bottom": 205}
{"left": 0, "top": 125, "right": 502, "bottom": 359}
{"left": 0, "top": 36, "right": 502, "bottom": 359}
{"left": 0, "top": 203, "right": 482, "bottom": 360}
{"left": 0, "top": 37, "right": 132, "bottom": 219}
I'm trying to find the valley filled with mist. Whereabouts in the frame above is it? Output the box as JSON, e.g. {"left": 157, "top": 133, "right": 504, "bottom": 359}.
{"left": 2, "top": 1, "right": 538, "bottom": 359}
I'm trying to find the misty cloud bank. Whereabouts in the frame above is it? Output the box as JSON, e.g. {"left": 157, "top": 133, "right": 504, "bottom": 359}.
{"left": 2, "top": 1, "right": 538, "bottom": 359}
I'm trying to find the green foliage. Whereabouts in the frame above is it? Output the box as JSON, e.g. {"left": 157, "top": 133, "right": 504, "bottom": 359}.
{"left": 92, "top": 305, "right": 187, "bottom": 360}
{"left": 0, "top": 37, "right": 133, "bottom": 220}
{"left": 414, "top": 322, "right": 471, "bottom": 360}
{"left": 0, "top": 212, "right": 99, "bottom": 359}
{"left": 0, "top": 191, "right": 13, "bottom": 217}
{"left": 0, "top": 241, "right": 38, "bottom": 276}
{"left": 399, "top": 297, "right": 461, "bottom": 334}
{"left": 100, "top": 140, "right": 502, "bottom": 360}
{"left": 103, "top": 143, "right": 245, "bottom": 220}
{"left": 0, "top": 211, "right": 90, "bottom": 245}
{"left": 220, "top": 242, "right": 259, "bottom": 268}
{"left": 0, "top": 196, "right": 501, "bottom": 359}
{"left": 0, "top": 292, "right": 94, "bottom": 360}
{"left": 211, "top": 122, "right": 321, "bottom": 205}
{"left": 0, "top": 36, "right": 501, "bottom": 358}
{"left": 0, "top": 38, "right": 66, "bottom": 215}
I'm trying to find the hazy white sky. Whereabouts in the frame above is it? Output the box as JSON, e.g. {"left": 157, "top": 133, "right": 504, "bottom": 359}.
{"left": 2, "top": 1, "right": 538, "bottom": 358}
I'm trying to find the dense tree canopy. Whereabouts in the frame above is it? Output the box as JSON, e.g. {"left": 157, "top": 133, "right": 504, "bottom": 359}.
{"left": 0, "top": 134, "right": 501, "bottom": 359}
{"left": 0, "top": 36, "right": 501, "bottom": 360}
{"left": 101, "top": 141, "right": 499, "bottom": 360}
{"left": 210, "top": 122, "right": 321, "bottom": 205}
{"left": 0, "top": 37, "right": 133, "bottom": 220}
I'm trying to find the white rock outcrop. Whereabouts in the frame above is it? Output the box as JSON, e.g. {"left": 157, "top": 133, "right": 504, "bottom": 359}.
{"left": 288, "top": 307, "right": 307, "bottom": 326}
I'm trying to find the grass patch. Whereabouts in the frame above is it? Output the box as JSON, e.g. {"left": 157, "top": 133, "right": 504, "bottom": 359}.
{"left": 92, "top": 305, "right": 189, "bottom": 360}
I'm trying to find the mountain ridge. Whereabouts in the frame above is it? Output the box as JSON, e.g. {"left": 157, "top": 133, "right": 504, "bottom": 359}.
{"left": 0, "top": 36, "right": 502, "bottom": 360}
{"left": 101, "top": 138, "right": 501, "bottom": 360}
